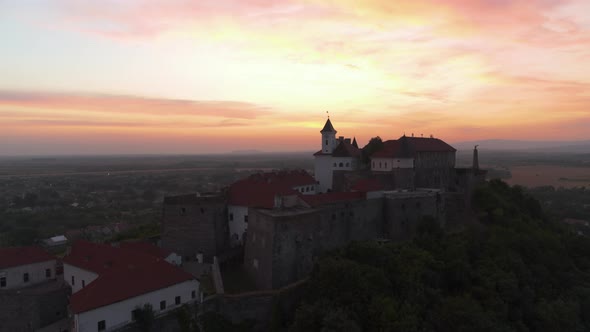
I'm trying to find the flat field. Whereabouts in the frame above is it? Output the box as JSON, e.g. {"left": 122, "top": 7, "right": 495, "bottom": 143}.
{"left": 506, "top": 165, "right": 590, "bottom": 188}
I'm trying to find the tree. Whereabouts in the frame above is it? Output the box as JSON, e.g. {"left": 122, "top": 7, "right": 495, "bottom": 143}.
{"left": 134, "top": 304, "right": 155, "bottom": 332}
{"left": 361, "top": 136, "right": 383, "bottom": 165}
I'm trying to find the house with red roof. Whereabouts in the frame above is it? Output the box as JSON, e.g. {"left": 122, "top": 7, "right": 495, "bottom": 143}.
{"left": 0, "top": 246, "right": 56, "bottom": 290}
{"left": 227, "top": 170, "right": 318, "bottom": 247}
{"left": 63, "top": 241, "right": 198, "bottom": 332}
{"left": 371, "top": 135, "right": 456, "bottom": 171}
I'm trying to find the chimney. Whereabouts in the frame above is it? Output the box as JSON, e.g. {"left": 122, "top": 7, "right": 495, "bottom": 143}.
{"left": 473, "top": 145, "right": 480, "bottom": 171}
{"left": 274, "top": 195, "right": 283, "bottom": 209}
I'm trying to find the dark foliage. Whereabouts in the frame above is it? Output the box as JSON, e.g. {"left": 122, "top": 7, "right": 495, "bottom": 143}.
{"left": 361, "top": 136, "right": 384, "bottom": 165}
{"left": 290, "top": 180, "right": 590, "bottom": 332}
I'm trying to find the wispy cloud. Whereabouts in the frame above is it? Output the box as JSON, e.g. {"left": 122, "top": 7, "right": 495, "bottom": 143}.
{"left": 0, "top": 91, "right": 272, "bottom": 119}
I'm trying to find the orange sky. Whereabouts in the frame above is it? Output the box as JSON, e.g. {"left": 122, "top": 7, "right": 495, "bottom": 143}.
{"left": 0, "top": 0, "right": 589, "bottom": 154}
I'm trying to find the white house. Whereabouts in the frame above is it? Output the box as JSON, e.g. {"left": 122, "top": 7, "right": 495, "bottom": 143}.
{"left": 0, "top": 246, "right": 56, "bottom": 290}
{"left": 63, "top": 241, "right": 198, "bottom": 332}
{"left": 313, "top": 118, "right": 362, "bottom": 193}
{"left": 227, "top": 170, "right": 318, "bottom": 247}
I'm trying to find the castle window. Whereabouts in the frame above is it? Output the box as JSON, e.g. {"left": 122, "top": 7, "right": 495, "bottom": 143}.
{"left": 191, "top": 290, "right": 196, "bottom": 299}
{"left": 98, "top": 320, "right": 106, "bottom": 331}
{"left": 346, "top": 162, "right": 350, "bottom": 167}
{"left": 1, "top": 277, "right": 6, "bottom": 288}
{"left": 244, "top": 215, "right": 248, "bottom": 223}
{"left": 200, "top": 208, "right": 205, "bottom": 214}
{"left": 71, "top": 276, "right": 75, "bottom": 285}
{"left": 333, "top": 163, "right": 337, "bottom": 167}
{"left": 229, "top": 213, "right": 233, "bottom": 221}
{"left": 339, "top": 162, "right": 343, "bottom": 167}
{"left": 45, "top": 268, "right": 51, "bottom": 278}
{"left": 385, "top": 162, "right": 387, "bottom": 168}
{"left": 180, "top": 207, "right": 186, "bottom": 216}
{"left": 23, "top": 273, "right": 29, "bottom": 283}
{"left": 325, "top": 139, "right": 328, "bottom": 146}
{"left": 372, "top": 162, "right": 375, "bottom": 168}
{"left": 175, "top": 296, "right": 181, "bottom": 305}
{"left": 160, "top": 301, "right": 166, "bottom": 310}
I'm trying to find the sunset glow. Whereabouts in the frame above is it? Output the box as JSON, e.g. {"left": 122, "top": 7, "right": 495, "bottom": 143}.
{"left": 1, "top": 0, "right": 589, "bottom": 154}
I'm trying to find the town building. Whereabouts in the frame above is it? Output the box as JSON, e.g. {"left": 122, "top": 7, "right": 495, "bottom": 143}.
{"left": 227, "top": 170, "right": 318, "bottom": 247}
{"left": 0, "top": 246, "right": 56, "bottom": 290}
{"left": 63, "top": 241, "right": 199, "bottom": 332}
{"left": 0, "top": 246, "right": 69, "bottom": 331}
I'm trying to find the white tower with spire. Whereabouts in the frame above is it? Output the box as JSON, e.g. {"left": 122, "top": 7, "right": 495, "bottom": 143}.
{"left": 314, "top": 118, "right": 337, "bottom": 193}
{"left": 320, "top": 118, "right": 337, "bottom": 154}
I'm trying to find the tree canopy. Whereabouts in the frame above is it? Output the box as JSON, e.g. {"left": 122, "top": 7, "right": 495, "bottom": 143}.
{"left": 289, "top": 180, "right": 590, "bottom": 332}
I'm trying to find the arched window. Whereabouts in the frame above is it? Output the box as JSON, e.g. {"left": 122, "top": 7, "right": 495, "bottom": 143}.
{"left": 379, "top": 162, "right": 382, "bottom": 168}
{"left": 339, "top": 162, "right": 343, "bottom": 167}
{"left": 346, "top": 162, "right": 350, "bottom": 167}
{"left": 333, "top": 163, "right": 337, "bottom": 167}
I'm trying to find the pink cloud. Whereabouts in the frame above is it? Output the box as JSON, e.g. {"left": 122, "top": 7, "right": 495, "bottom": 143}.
{"left": 0, "top": 91, "right": 272, "bottom": 120}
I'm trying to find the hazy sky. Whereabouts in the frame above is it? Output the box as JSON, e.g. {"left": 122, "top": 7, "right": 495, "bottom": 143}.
{"left": 1, "top": 0, "right": 589, "bottom": 155}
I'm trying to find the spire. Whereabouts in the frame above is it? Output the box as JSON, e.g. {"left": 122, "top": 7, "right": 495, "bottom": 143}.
{"left": 320, "top": 118, "right": 337, "bottom": 133}
{"left": 352, "top": 137, "right": 358, "bottom": 148}
{"left": 473, "top": 145, "right": 479, "bottom": 171}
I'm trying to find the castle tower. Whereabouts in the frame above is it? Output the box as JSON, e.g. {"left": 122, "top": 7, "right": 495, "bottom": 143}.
{"left": 320, "top": 118, "right": 337, "bottom": 154}
{"left": 473, "top": 145, "right": 479, "bottom": 170}
{"left": 314, "top": 118, "right": 338, "bottom": 193}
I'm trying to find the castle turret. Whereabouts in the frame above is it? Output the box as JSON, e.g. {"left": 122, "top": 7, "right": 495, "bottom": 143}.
{"left": 320, "top": 118, "right": 337, "bottom": 154}
{"left": 473, "top": 145, "right": 479, "bottom": 170}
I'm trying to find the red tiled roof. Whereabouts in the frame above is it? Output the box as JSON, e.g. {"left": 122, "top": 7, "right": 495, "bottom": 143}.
{"left": 228, "top": 170, "right": 317, "bottom": 209}
{"left": 332, "top": 141, "right": 361, "bottom": 158}
{"left": 351, "top": 178, "right": 385, "bottom": 192}
{"left": 70, "top": 259, "right": 193, "bottom": 314}
{"left": 300, "top": 191, "right": 365, "bottom": 207}
{"left": 120, "top": 242, "right": 173, "bottom": 259}
{"left": 64, "top": 241, "right": 147, "bottom": 274}
{"left": 0, "top": 246, "right": 54, "bottom": 269}
{"left": 371, "top": 136, "right": 456, "bottom": 158}
{"left": 313, "top": 150, "right": 330, "bottom": 156}
{"left": 66, "top": 241, "right": 193, "bottom": 314}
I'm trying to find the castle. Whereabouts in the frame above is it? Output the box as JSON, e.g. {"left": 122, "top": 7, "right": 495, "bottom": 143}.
{"left": 162, "top": 118, "right": 486, "bottom": 290}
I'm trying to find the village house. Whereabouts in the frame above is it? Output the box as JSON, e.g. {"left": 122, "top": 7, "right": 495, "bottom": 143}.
{"left": 0, "top": 246, "right": 56, "bottom": 290}
{"left": 63, "top": 241, "right": 199, "bottom": 332}
{"left": 0, "top": 246, "right": 69, "bottom": 331}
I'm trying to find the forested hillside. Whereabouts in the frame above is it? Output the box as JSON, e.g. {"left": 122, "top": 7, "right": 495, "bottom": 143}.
{"left": 289, "top": 180, "right": 590, "bottom": 332}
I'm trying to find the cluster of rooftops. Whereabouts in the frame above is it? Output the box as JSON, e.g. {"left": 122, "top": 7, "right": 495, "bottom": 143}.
{"left": 314, "top": 118, "right": 455, "bottom": 158}
{"left": 0, "top": 241, "right": 192, "bottom": 315}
